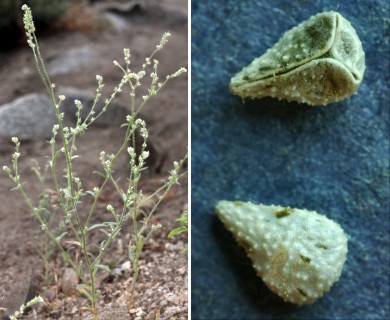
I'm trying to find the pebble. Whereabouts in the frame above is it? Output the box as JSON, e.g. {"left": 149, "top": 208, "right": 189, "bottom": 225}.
{"left": 145, "top": 310, "right": 157, "bottom": 320}
{"left": 163, "top": 306, "right": 182, "bottom": 318}
{"left": 120, "top": 261, "right": 131, "bottom": 273}
{"left": 61, "top": 268, "right": 79, "bottom": 295}
{"left": 42, "top": 287, "right": 56, "bottom": 302}
{"left": 160, "top": 300, "right": 168, "bottom": 307}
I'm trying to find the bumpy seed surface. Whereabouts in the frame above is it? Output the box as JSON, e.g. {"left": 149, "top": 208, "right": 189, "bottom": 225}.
{"left": 216, "top": 200, "right": 348, "bottom": 305}
{"left": 230, "top": 11, "right": 365, "bottom": 106}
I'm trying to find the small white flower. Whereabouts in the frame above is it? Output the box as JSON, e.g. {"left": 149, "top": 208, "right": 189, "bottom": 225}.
{"left": 151, "top": 223, "right": 162, "bottom": 231}
{"left": 104, "top": 160, "right": 111, "bottom": 169}
{"left": 156, "top": 32, "right": 171, "bottom": 50}
{"left": 169, "top": 67, "right": 187, "bottom": 78}
{"left": 140, "top": 127, "right": 148, "bottom": 139}
{"left": 3, "top": 166, "right": 11, "bottom": 174}
{"left": 127, "top": 147, "right": 135, "bottom": 158}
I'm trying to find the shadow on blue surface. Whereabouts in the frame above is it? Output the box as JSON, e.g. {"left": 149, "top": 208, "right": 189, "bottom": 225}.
{"left": 233, "top": 97, "right": 350, "bottom": 129}
{"left": 212, "top": 215, "right": 299, "bottom": 316}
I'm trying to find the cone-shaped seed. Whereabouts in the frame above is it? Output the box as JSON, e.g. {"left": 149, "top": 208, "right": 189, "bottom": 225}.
{"left": 216, "top": 200, "right": 348, "bottom": 305}
{"left": 230, "top": 11, "right": 365, "bottom": 106}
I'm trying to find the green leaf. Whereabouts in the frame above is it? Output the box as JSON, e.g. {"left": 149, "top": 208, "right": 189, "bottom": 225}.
{"left": 168, "top": 226, "right": 187, "bottom": 238}
{"left": 55, "top": 232, "right": 67, "bottom": 242}
{"left": 96, "top": 264, "right": 111, "bottom": 273}
{"left": 176, "top": 214, "right": 188, "bottom": 224}
{"left": 78, "top": 260, "right": 83, "bottom": 279}
{"left": 88, "top": 222, "right": 113, "bottom": 232}
{"left": 77, "top": 284, "right": 93, "bottom": 302}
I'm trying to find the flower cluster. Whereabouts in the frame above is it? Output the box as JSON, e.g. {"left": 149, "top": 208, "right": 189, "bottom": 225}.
{"left": 21, "top": 4, "right": 36, "bottom": 48}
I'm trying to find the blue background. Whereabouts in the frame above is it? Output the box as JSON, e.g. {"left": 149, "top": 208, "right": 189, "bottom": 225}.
{"left": 191, "top": 1, "right": 389, "bottom": 319}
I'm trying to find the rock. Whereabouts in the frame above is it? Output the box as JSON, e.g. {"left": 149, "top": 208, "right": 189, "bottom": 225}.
{"left": 94, "top": 0, "right": 147, "bottom": 31}
{"left": 165, "top": 292, "right": 180, "bottom": 305}
{"left": 102, "top": 12, "right": 130, "bottom": 31}
{"left": 61, "top": 268, "right": 79, "bottom": 295}
{"left": 42, "top": 287, "right": 56, "bottom": 302}
{"left": 145, "top": 310, "right": 158, "bottom": 320}
{"left": 120, "top": 260, "right": 131, "bottom": 274}
{"left": 47, "top": 46, "right": 98, "bottom": 76}
{"left": 0, "top": 93, "right": 56, "bottom": 140}
{"left": 163, "top": 306, "right": 182, "bottom": 318}
{"left": 179, "top": 290, "right": 187, "bottom": 304}
{"left": 95, "top": 0, "right": 146, "bottom": 13}
{"left": 164, "top": 241, "right": 184, "bottom": 252}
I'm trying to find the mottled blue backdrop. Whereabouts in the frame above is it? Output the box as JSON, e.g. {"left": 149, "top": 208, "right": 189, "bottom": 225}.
{"left": 191, "top": 1, "right": 389, "bottom": 319}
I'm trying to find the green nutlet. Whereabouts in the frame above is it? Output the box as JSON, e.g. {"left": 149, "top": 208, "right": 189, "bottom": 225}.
{"left": 230, "top": 11, "right": 365, "bottom": 106}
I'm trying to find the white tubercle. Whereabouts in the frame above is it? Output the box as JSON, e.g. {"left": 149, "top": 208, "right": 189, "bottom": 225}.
{"left": 216, "top": 200, "right": 348, "bottom": 305}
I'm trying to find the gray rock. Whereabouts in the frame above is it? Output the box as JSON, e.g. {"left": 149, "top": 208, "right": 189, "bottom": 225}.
{"left": 41, "top": 287, "right": 56, "bottom": 302}
{"left": 95, "top": 0, "right": 147, "bottom": 32}
{"left": 163, "top": 306, "right": 182, "bottom": 318}
{"left": 61, "top": 268, "right": 79, "bottom": 295}
{"left": 0, "top": 94, "right": 56, "bottom": 140}
{"left": 58, "top": 86, "right": 130, "bottom": 126}
{"left": 0, "top": 86, "right": 131, "bottom": 141}
{"left": 47, "top": 46, "right": 98, "bottom": 76}
{"left": 102, "top": 12, "right": 132, "bottom": 31}
{"left": 95, "top": 0, "right": 146, "bottom": 13}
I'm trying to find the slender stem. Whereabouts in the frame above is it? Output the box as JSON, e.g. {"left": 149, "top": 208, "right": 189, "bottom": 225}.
{"left": 85, "top": 178, "right": 109, "bottom": 227}
{"left": 17, "top": 183, "right": 77, "bottom": 271}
